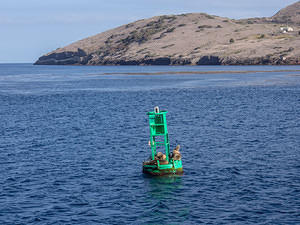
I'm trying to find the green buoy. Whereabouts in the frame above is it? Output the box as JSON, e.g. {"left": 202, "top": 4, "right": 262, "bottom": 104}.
{"left": 143, "top": 107, "right": 183, "bottom": 176}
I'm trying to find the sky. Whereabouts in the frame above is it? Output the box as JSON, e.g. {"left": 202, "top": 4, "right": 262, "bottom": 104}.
{"left": 0, "top": 0, "right": 298, "bottom": 63}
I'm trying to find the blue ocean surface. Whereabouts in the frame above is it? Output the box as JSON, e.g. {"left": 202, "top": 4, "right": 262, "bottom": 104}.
{"left": 0, "top": 64, "right": 300, "bottom": 224}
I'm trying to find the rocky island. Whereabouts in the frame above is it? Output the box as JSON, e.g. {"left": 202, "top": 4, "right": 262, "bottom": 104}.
{"left": 35, "top": 1, "right": 300, "bottom": 65}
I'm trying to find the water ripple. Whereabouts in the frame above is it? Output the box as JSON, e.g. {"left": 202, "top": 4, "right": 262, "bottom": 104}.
{"left": 0, "top": 65, "right": 300, "bottom": 224}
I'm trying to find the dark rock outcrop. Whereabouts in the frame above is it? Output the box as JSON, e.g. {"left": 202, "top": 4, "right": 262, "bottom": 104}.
{"left": 197, "top": 56, "right": 221, "bottom": 65}
{"left": 35, "top": 48, "right": 87, "bottom": 65}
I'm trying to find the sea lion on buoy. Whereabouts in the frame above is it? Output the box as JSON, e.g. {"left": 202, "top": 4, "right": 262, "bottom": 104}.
{"left": 159, "top": 160, "right": 169, "bottom": 165}
{"left": 157, "top": 152, "right": 163, "bottom": 157}
{"left": 173, "top": 150, "right": 180, "bottom": 155}
{"left": 155, "top": 152, "right": 166, "bottom": 160}
{"left": 172, "top": 145, "right": 181, "bottom": 160}
{"left": 173, "top": 154, "right": 181, "bottom": 160}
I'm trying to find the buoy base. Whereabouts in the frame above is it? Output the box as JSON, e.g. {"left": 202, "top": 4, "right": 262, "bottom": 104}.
{"left": 142, "top": 160, "right": 183, "bottom": 176}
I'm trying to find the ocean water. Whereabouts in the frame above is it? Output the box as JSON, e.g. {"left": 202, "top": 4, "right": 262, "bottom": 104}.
{"left": 0, "top": 64, "right": 300, "bottom": 224}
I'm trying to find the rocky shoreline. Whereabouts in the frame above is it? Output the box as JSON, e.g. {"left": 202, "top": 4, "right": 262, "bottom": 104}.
{"left": 35, "top": 52, "right": 300, "bottom": 66}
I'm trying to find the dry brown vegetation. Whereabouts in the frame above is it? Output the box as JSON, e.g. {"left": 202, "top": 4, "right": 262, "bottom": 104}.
{"left": 36, "top": 2, "right": 300, "bottom": 65}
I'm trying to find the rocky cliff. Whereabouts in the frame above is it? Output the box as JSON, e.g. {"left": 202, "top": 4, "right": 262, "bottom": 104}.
{"left": 35, "top": 1, "right": 300, "bottom": 65}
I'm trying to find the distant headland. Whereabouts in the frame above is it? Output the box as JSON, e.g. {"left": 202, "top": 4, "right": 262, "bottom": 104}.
{"left": 35, "top": 1, "right": 300, "bottom": 66}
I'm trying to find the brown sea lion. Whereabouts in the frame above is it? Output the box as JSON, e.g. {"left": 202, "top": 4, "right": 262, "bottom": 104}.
{"left": 173, "top": 154, "right": 181, "bottom": 160}
{"left": 159, "top": 160, "right": 169, "bottom": 165}
{"left": 175, "top": 145, "right": 180, "bottom": 151}
{"left": 173, "top": 150, "right": 180, "bottom": 155}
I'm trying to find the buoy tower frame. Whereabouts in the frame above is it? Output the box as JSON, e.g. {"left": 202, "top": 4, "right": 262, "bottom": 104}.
{"left": 148, "top": 107, "right": 170, "bottom": 162}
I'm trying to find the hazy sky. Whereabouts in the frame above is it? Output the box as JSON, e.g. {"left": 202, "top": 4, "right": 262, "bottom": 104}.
{"left": 0, "top": 0, "right": 298, "bottom": 63}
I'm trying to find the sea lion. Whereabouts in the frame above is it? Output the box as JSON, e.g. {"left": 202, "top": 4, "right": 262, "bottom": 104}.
{"left": 159, "top": 160, "right": 169, "bottom": 165}
{"left": 173, "top": 154, "right": 181, "bottom": 160}
{"left": 172, "top": 145, "right": 182, "bottom": 160}
{"left": 157, "top": 152, "right": 163, "bottom": 157}
{"left": 155, "top": 152, "right": 165, "bottom": 160}
{"left": 173, "top": 150, "right": 180, "bottom": 155}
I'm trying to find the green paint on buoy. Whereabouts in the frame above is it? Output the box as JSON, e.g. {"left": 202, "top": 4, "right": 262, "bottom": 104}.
{"left": 143, "top": 107, "right": 183, "bottom": 176}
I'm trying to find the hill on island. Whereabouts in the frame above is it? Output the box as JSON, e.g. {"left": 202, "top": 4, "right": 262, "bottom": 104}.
{"left": 35, "top": 1, "right": 300, "bottom": 65}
